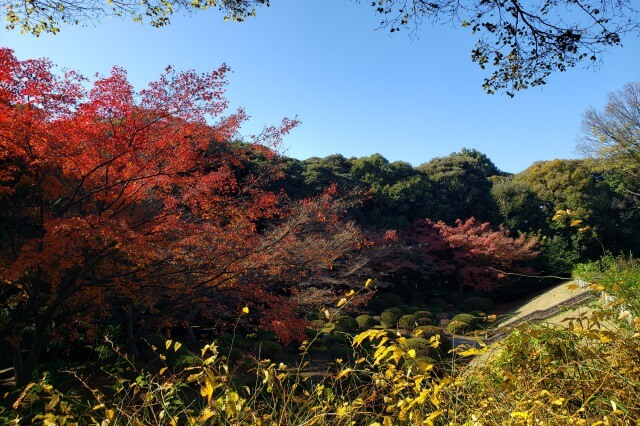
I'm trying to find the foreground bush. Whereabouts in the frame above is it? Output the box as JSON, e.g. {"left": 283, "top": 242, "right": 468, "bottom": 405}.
{"left": 4, "top": 268, "right": 640, "bottom": 425}
{"left": 444, "top": 308, "right": 640, "bottom": 424}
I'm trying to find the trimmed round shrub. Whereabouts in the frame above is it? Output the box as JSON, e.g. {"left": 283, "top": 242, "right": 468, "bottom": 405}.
{"left": 380, "top": 307, "right": 404, "bottom": 328}
{"left": 397, "top": 314, "right": 418, "bottom": 330}
{"left": 417, "top": 317, "right": 433, "bottom": 326}
{"left": 406, "top": 337, "right": 432, "bottom": 357}
{"left": 378, "top": 292, "right": 404, "bottom": 307}
{"left": 434, "top": 312, "right": 451, "bottom": 322}
{"left": 356, "top": 314, "right": 376, "bottom": 330}
{"left": 446, "top": 320, "right": 472, "bottom": 335}
{"left": 414, "top": 325, "right": 442, "bottom": 338}
{"left": 410, "top": 291, "right": 426, "bottom": 305}
{"left": 414, "top": 326, "right": 452, "bottom": 354}
{"left": 452, "top": 313, "right": 480, "bottom": 329}
{"left": 334, "top": 316, "right": 359, "bottom": 333}
{"left": 325, "top": 333, "right": 349, "bottom": 345}
{"left": 414, "top": 310, "right": 434, "bottom": 320}
{"left": 252, "top": 341, "right": 283, "bottom": 360}
{"left": 461, "top": 296, "right": 494, "bottom": 312}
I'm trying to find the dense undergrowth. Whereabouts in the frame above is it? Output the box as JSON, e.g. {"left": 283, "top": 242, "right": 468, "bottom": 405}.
{"left": 2, "top": 258, "right": 640, "bottom": 425}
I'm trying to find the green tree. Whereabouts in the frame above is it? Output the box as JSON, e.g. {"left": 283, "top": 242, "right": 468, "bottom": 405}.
{"left": 348, "top": 154, "right": 437, "bottom": 229}
{"left": 490, "top": 176, "right": 544, "bottom": 234}
{"left": 301, "top": 154, "right": 354, "bottom": 194}
{"left": 514, "top": 158, "right": 640, "bottom": 267}
{"left": 417, "top": 148, "right": 503, "bottom": 223}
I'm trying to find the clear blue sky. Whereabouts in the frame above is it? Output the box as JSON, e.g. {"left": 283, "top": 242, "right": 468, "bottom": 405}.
{"left": 1, "top": 0, "right": 639, "bottom": 173}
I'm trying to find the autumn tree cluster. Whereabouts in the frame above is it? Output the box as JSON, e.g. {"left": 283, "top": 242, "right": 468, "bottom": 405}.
{"left": 0, "top": 48, "right": 375, "bottom": 384}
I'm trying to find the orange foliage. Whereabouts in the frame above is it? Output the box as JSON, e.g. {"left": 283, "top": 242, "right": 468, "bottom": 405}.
{"left": 0, "top": 48, "right": 359, "bottom": 381}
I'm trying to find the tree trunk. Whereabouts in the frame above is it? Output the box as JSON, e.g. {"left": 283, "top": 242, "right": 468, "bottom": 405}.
{"left": 185, "top": 307, "right": 200, "bottom": 348}
{"left": 125, "top": 311, "right": 140, "bottom": 358}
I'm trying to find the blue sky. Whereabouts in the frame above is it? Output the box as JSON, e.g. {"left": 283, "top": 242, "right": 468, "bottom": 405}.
{"left": 1, "top": 0, "right": 639, "bottom": 173}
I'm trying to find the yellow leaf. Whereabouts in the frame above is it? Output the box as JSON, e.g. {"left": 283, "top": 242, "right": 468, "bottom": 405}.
{"left": 552, "top": 398, "right": 565, "bottom": 405}
{"left": 568, "top": 283, "right": 579, "bottom": 290}
{"left": 323, "top": 309, "right": 330, "bottom": 319}
{"left": 174, "top": 342, "right": 182, "bottom": 352}
{"left": 187, "top": 373, "right": 203, "bottom": 382}
{"left": 242, "top": 306, "right": 249, "bottom": 314}
{"left": 159, "top": 367, "right": 168, "bottom": 375}
{"left": 407, "top": 349, "right": 416, "bottom": 358}
{"left": 510, "top": 411, "right": 529, "bottom": 419}
{"left": 198, "top": 407, "right": 215, "bottom": 423}
{"left": 570, "top": 219, "right": 583, "bottom": 227}
{"left": 457, "top": 347, "right": 479, "bottom": 357}
{"left": 365, "top": 278, "right": 372, "bottom": 288}
{"left": 345, "top": 289, "right": 355, "bottom": 296}
{"left": 165, "top": 340, "right": 173, "bottom": 350}
{"left": 337, "top": 298, "right": 347, "bottom": 307}
{"left": 335, "top": 368, "right": 352, "bottom": 379}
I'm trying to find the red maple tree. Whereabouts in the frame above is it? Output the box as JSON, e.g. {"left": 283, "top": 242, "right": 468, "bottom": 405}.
{"left": 0, "top": 49, "right": 360, "bottom": 383}
{"left": 410, "top": 218, "right": 538, "bottom": 292}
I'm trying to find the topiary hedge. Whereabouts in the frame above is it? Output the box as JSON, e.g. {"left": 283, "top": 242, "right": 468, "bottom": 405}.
{"left": 414, "top": 326, "right": 452, "bottom": 354}
{"left": 414, "top": 310, "right": 433, "bottom": 320}
{"left": 417, "top": 317, "right": 433, "bottom": 326}
{"left": 406, "top": 337, "right": 432, "bottom": 357}
{"left": 355, "top": 314, "right": 376, "bottom": 330}
{"left": 446, "top": 320, "right": 472, "bottom": 335}
{"left": 397, "top": 314, "right": 418, "bottom": 330}
{"left": 380, "top": 307, "right": 404, "bottom": 328}
{"left": 334, "top": 315, "right": 359, "bottom": 333}
{"left": 451, "top": 313, "right": 480, "bottom": 329}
